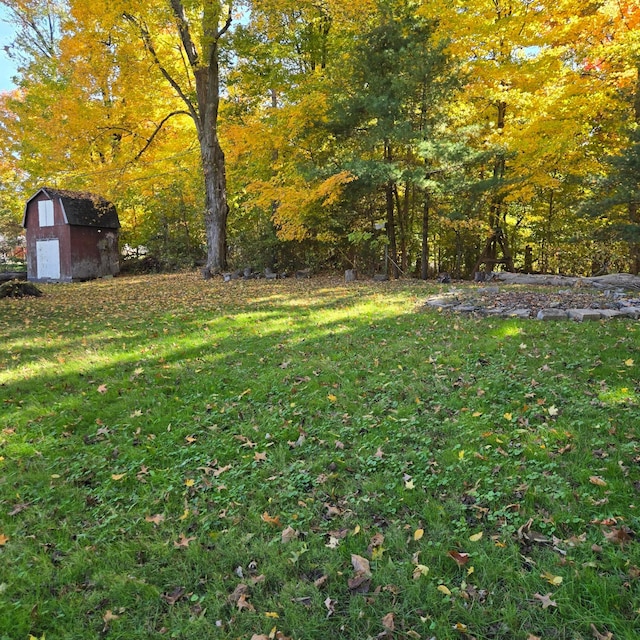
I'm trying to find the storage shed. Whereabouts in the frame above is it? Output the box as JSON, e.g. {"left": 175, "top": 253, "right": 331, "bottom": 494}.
{"left": 22, "top": 188, "right": 120, "bottom": 282}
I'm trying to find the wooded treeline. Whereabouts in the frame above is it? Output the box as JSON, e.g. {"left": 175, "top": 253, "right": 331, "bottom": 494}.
{"left": 0, "top": 0, "right": 639, "bottom": 277}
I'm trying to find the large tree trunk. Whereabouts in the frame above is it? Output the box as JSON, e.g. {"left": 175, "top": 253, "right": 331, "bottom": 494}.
{"left": 200, "top": 136, "right": 229, "bottom": 272}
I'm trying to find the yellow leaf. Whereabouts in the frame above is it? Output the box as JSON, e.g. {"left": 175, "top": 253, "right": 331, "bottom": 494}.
{"left": 503, "top": 412, "right": 513, "bottom": 421}
{"left": 353, "top": 524, "right": 361, "bottom": 535}
{"left": 541, "top": 571, "right": 563, "bottom": 585}
{"left": 414, "top": 528, "right": 424, "bottom": 541}
{"left": 327, "top": 394, "right": 337, "bottom": 403}
{"left": 372, "top": 546, "right": 385, "bottom": 560}
{"left": 405, "top": 479, "right": 415, "bottom": 490}
{"left": 265, "top": 612, "right": 279, "bottom": 618}
{"left": 453, "top": 623, "right": 468, "bottom": 631}
{"left": 437, "top": 585, "right": 452, "bottom": 596}
{"left": 467, "top": 565, "right": 475, "bottom": 576}
{"left": 111, "top": 473, "right": 126, "bottom": 481}
{"left": 458, "top": 450, "right": 465, "bottom": 460}
{"left": 185, "top": 479, "right": 195, "bottom": 487}
{"left": 624, "top": 359, "right": 634, "bottom": 367}
{"left": 472, "top": 411, "right": 482, "bottom": 417}
{"left": 179, "top": 509, "right": 190, "bottom": 521}
{"left": 0, "top": 534, "right": 8, "bottom": 546}
{"left": 589, "top": 476, "right": 607, "bottom": 487}
{"left": 413, "top": 564, "right": 429, "bottom": 579}
{"left": 469, "top": 532, "right": 483, "bottom": 542}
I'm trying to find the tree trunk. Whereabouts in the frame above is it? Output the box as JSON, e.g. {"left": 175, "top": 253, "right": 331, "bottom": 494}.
{"left": 421, "top": 191, "right": 429, "bottom": 280}
{"left": 200, "top": 135, "right": 229, "bottom": 272}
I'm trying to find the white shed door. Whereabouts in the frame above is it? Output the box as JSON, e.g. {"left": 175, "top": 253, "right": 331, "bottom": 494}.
{"left": 36, "top": 239, "right": 61, "bottom": 280}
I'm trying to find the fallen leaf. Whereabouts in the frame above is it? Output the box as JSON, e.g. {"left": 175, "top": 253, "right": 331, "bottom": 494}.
{"left": 414, "top": 528, "right": 424, "bottom": 541}
{"left": 540, "top": 571, "right": 563, "bottom": 586}
{"left": 374, "top": 447, "right": 384, "bottom": 458}
{"left": 327, "top": 394, "right": 337, "bottom": 402}
{"left": 527, "top": 635, "right": 542, "bottom": 640}
{"left": 227, "top": 583, "right": 249, "bottom": 605}
{"left": 314, "top": 574, "right": 328, "bottom": 588}
{"left": 547, "top": 405, "right": 559, "bottom": 416}
{"left": 603, "top": 527, "right": 633, "bottom": 547}
{"left": 8, "top": 503, "right": 30, "bottom": 516}
{"left": 590, "top": 624, "right": 613, "bottom": 640}
{"left": 281, "top": 526, "right": 298, "bottom": 544}
{"left": 589, "top": 476, "right": 607, "bottom": 487}
{"left": 213, "top": 464, "right": 232, "bottom": 477}
{"left": 103, "top": 609, "right": 119, "bottom": 623}
{"left": 261, "top": 512, "right": 281, "bottom": 526}
{"left": 174, "top": 534, "right": 196, "bottom": 548}
{"left": 349, "top": 554, "right": 372, "bottom": 592}
{"left": 448, "top": 550, "right": 470, "bottom": 567}
{"left": 237, "top": 593, "right": 255, "bottom": 612}
{"left": 325, "top": 535, "right": 340, "bottom": 549}
{"left": 453, "top": 622, "right": 468, "bottom": 632}
{"left": 97, "top": 384, "right": 108, "bottom": 394}
{"left": 437, "top": 585, "right": 452, "bottom": 596}
{"left": 324, "top": 596, "right": 336, "bottom": 617}
{"left": 533, "top": 592, "right": 557, "bottom": 609}
{"left": 469, "top": 531, "right": 483, "bottom": 542}
{"left": 381, "top": 612, "right": 395, "bottom": 632}
{"left": 624, "top": 358, "right": 634, "bottom": 367}
{"left": 145, "top": 514, "right": 165, "bottom": 525}
{"left": 185, "top": 478, "right": 195, "bottom": 487}
{"left": 265, "top": 611, "right": 279, "bottom": 618}
{"left": 413, "top": 564, "right": 429, "bottom": 579}
{"left": 111, "top": 473, "right": 126, "bottom": 481}
{"left": 162, "top": 586, "right": 186, "bottom": 605}
{"left": 254, "top": 451, "right": 267, "bottom": 462}
{"left": 405, "top": 479, "right": 415, "bottom": 490}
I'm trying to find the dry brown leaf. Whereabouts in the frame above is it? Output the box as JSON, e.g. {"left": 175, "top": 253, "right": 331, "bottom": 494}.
{"left": 162, "top": 586, "right": 186, "bottom": 605}
{"left": 174, "top": 534, "right": 196, "bottom": 548}
{"left": 0, "top": 534, "right": 8, "bottom": 546}
{"left": 447, "top": 550, "right": 470, "bottom": 567}
{"left": 589, "top": 476, "right": 607, "bottom": 487}
{"left": 281, "top": 526, "right": 298, "bottom": 544}
{"left": 213, "top": 464, "right": 232, "bottom": 477}
{"left": 314, "top": 574, "right": 328, "bottom": 588}
{"left": 261, "top": 512, "right": 281, "bottom": 526}
{"left": 533, "top": 592, "right": 557, "bottom": 609}
{"left": 603, "top": 527, "right": 633, "bottom": 547}
{"left": 324, "top": 596, "right": 336, "bottom": 617}
{"left": 381, "top": 612, "right": 395, "bottom": 632}
{"left": 145, "top": 514, "right": 165, "bottom": 525}
{"left": 351, "top": 554, "right": 371, "bottom": 576}
{"left": 590, "top": 624, "right": 613, "bottom": 640}
{"left": 237, "top": 593, "right": 255, "bottom": 612}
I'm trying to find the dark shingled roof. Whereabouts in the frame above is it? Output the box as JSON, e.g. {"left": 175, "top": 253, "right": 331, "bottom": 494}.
{"left": 26, "top": 188, "right": 120, "bottom": 229}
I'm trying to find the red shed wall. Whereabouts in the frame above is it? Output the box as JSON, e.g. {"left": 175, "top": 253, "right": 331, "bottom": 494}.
{"left": 69, "top": 226, "right": 119, "bottom": 280}
{"left": 24, "top": 194, "right": 72, "bottom": 282}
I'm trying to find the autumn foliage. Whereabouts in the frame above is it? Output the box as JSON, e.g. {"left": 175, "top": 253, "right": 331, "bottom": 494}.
{"left": 0, "top": 0, "right": 639, "bottom": 275}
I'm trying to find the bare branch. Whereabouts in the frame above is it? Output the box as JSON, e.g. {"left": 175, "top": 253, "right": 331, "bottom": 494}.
{"left": 134, "top": 110, "right": 192, "bottom": 160}
{"left": 169, "top": 0, "right": 200, "bottom": 67}
{"left": 122, "top": 12, "right": 198, "bottom": 124}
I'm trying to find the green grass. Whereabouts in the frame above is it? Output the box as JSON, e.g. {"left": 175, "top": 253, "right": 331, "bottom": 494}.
{"left": 1, "top": 273, "right": 639, "bottom": 639}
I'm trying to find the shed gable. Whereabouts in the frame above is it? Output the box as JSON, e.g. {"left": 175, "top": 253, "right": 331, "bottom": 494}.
{"left": 24, "top": 188, "right": 120, "bottom": 229}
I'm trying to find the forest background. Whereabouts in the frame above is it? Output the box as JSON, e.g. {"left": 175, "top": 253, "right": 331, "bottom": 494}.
{"left": 0, "top": 0, "right": 639, "bottom": 279}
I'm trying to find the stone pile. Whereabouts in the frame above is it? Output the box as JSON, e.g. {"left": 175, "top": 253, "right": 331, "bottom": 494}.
{"left": 425, "top": 287, "right": 640, "bottom": 321}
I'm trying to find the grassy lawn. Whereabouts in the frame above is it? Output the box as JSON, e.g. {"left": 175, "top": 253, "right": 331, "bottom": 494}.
{"left": 1, "top": 273, "right": 639, "bottom": 640}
